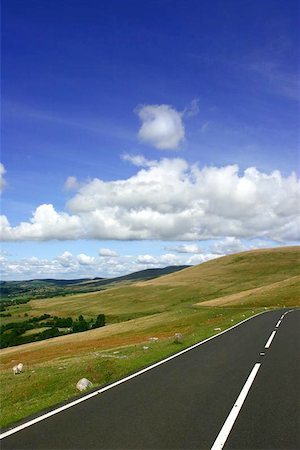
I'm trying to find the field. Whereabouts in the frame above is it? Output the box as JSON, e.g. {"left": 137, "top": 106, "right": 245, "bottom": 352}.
{"left": 0, "top": 246, "right": 299, "bottom": 428}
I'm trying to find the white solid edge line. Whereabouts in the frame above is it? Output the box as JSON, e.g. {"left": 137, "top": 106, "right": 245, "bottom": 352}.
{"left": 0, "top": 309, "right": 274, "bottom": 440}
{"left": 265, "top": 330, "right": 276, "bottom": 348}
{"left": 211, "top": 363, "right": 261, "bottom": 450}
{"left": 276, "top": 320, "right": 281, "bottom": 328}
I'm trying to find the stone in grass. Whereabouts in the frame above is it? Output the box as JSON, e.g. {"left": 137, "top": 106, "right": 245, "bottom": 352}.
{"left": 12, "top": 363, "right": 24, "bottom": 375}
{"left": 173, "top": 333, "right": 184, "bottom": 344}
{"left": 76, "top": 378, "right": 93, "bottom": 392}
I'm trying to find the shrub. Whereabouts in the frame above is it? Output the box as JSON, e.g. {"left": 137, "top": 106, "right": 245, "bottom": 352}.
{"left": 92, "top": 314, "right": 106, "bottom": 329}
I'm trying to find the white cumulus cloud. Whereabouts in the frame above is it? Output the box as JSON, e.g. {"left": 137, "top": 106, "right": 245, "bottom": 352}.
{"left": 0, "top": 158, "right": 299, "bottom": 243}
{"left": 77, "top": 253, "right": 96, "bottom": 265}
{"left": 210, "top": 237, "right": 248, "bottom": 255}
{"left": 0, "top": 204, "right": 82, "bottom": 241}
{"left": 136, "top": 254, "right": 158, "bottom": 265}
{"left": 121, "top": 153, "right": 158, "bottom": 167}
{"left": 64, "top": 176, "right": 79, "bottom": 191}
{"left": 98, "top": 248, "right": 119, "bottom": 257}
{"left": 186, "top": 253, "right": 220, "bottom": 265}
{"left": 56, "top": 251, "right": 75, "bottom": 268}
{"left": 165, "top": 244, "right": 203, "bottom": 254}
{"left": 136, "top": 104, "right": 185, "bottom": 150}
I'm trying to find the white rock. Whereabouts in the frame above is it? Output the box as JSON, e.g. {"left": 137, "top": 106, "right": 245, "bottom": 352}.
{"left": 149, "top": 337, "right": 159, "bottom": 342}
{"left": 76, "top": 378, "right": 93, "bottom": 392}
{"left": 12, "top": 363, "right": 24, "bottom": 375}
{"left": 214, "top": 327, "right": 221, "bottom": 331}
{"left": 143, "top": 346, "right": 149, "bottom": 350}
{"left": 173, "top": 333, "right": 184, "bottom": 343}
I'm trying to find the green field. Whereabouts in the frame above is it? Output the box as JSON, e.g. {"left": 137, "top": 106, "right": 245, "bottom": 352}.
{"left": 0, "top": 246, "right": 299, "bottom": 428}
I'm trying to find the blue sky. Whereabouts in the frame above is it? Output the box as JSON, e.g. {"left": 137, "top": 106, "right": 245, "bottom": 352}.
{"left": 1, "top": 0, "right": 299, "bottom": 280}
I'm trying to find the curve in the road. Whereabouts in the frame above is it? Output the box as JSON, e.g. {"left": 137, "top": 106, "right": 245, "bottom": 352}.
{"left": 1, "top": 308, "right": 299, "bottom": 450}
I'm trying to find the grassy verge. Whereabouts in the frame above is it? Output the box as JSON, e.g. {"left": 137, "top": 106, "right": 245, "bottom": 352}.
{"left": 0, "top": 306, "right": 263, "bottom": 428}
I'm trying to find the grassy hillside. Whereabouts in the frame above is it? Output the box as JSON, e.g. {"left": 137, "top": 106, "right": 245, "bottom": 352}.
{"left": 197, "top": 275, "right": 300, "bottom": 307}
{"left": 0, "top": 265, "right": 189, "bottom": 302}
{"left": 23, "top": 246, "right": 299, "bottom": 322}
{"left": 146, "top": 246, "right": 299, "bottom": 292}
{"left": 0, "top": 246, "right": 299, "bottom": 428}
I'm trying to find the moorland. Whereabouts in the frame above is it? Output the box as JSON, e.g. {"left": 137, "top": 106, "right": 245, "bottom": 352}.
{"left": 0, "top": 246, "right": 299, "bottom": 428}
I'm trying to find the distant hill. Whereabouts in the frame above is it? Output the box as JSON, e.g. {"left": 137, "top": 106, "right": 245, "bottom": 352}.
{"left": 0, "top": 265, "right": 189, "bottom": 300}
{"left": 77, "top": 266, "right": 190, "bottom": 289}
{"left": 29, "top": 278, "right": 99, "bottom": 285}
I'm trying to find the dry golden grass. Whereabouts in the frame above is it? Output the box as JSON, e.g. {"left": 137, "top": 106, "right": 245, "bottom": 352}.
{"left": 1, "top": 246, "right": 299, "bottom": 427}
{"left": 0, "top": 311, "right": 177, "bottom": 369}
{"left": 196, "top": 275, "right": 300, "bottom": 307}
{"left": 25, "top": 247, "right": 300, "bottom": 322}
{"left": 144, "top": 246, "right": 300, "bottom": 287}
{"left": 2, "top": 246, "right": 299, "bottom": 370}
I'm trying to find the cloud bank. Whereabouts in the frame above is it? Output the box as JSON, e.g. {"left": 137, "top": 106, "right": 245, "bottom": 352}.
{"left": 0, "top": 238, "right": 280, "bottom": 281}
{"left": 0, "top": 250, "right": 186, "bottom": 281}
{"left": 1, "top": 158, "right": 299, "bottom": 242}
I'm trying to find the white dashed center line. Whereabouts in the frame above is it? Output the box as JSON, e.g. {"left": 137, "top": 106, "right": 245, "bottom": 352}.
{"left": 211, "top": 311, "right": 292, "bottom": 449}
{"left": 265, "top": 330, "right": 276, "bottom": 349}
{"left": 211, "top": 363, "right": 261, "bottom": 450}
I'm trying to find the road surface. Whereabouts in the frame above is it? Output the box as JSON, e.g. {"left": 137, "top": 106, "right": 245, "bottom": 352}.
{"left": 1, "top": 309, "right": 299, "bottom": 449}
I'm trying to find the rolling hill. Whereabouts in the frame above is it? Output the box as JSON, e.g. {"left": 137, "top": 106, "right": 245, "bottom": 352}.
{"left": 0, "top": 246, "right": 299, "bottom": 428}
{"left": 0, "top": 265, "right": 189, "bottom": 300}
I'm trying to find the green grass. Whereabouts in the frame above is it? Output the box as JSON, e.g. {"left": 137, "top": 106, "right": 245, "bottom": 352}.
{"left": 0, "top": 246, "right": 299, "bottom": 428}
{"left": 0, "top": 306, "right": 262, "bottom": 428}
{"left": 22, "top": 327, "right": 52, "bottom": 337}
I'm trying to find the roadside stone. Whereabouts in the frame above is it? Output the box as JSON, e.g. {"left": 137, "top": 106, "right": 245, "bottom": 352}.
{"left": 76, "top": 378, "right": 93, "bottom": 392}
{"left": 173, "top": 333, "right": 184, "bottom": 343}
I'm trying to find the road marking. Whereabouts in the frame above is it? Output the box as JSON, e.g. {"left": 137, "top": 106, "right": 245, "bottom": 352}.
{"left": 2, "top": 309, "right": 289, "bottom": 441}
{"left": 0, "top": 311, "right": 271, "bottom": 440}
{"left": 276, "top": 320, "right": 281, "bottom": 328}
{"left": 211, "top": 363, "right": 261, "bottom": 450}
{"left": 265, "top": 330, "right": 276, "bottom": 348}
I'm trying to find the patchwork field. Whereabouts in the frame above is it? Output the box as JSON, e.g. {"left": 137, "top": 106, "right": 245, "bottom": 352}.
{"left": 0, "top": 246, "right": 299, "bottom": 428}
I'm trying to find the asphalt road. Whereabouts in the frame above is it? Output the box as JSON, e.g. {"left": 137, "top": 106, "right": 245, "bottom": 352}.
{"left": 1, "top": 309, "right": 299, "bottom": 449}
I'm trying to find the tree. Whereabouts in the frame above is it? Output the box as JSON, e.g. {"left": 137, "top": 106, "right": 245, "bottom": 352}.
{"left": 38, "top": 327, "right": 60, "bottom": 340}
{"left": 92, "top": 314, "right": 106, "bottom": 329}
{"left": 72, "top": 316, "right": 89, "bottom": 333}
